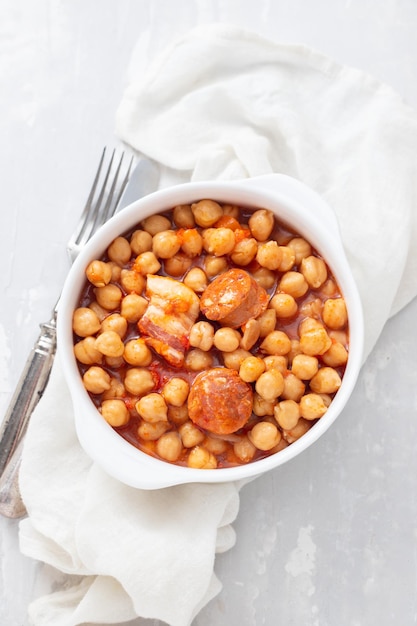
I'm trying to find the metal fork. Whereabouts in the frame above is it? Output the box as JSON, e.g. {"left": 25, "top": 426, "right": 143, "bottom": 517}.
{"left": 0, "top": 148, "right": 133, "bottom": 518}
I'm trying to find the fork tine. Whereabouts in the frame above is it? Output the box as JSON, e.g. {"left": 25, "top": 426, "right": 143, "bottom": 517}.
{"left": 109, "top": 154, "right": 134, "bottom": 217}
{"left": 69, "top": 147, "right": 107, "bottom": 246}
{"left": 75, "top": 148, "right": 117, "bottom": 248}
{"left": 100, "top": 152, "right": 134, "bottom": 224}
{"left": 66, "top": 147, "right": 134, "bottom": 264}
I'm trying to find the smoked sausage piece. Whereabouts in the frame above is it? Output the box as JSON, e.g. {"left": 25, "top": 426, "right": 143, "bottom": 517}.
{"left": 199, "top": 268, "right": 269, "bottom": 328}
{"left": 188, "top": 367, "right": 253, "bottom": 435}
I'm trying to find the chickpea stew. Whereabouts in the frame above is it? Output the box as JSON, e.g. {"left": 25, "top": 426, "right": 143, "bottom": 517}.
{"left": 72, "top": 199, "right": 349, "bottom": 469}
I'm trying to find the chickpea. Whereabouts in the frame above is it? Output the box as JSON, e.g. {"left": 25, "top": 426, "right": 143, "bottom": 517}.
{"left": 252, "top": 393, "right": 275, "bottom": 416}
{"left": 187, "top": 446, "right": 217, "bottom": 469}
{"left": 287, "top": 237, "right": 312, "bottom": 264}
{"left": 121, "top": 294, "right": 148, "bottom": 323}
{"left": 133, "top": 251, "right": 161, "bottom": 275}
{"left": 168, "top": 404, "right": 189, "bottom": 425}
{"left": 270, "top": 293, "right": 298, "bottom": 318}
{"left": 136, "top": 393, "right": 168, "bottom": 423}
{"left": 319, "top": 393, "right": 333, "bottom": 407}
{"left": 88, "top": 301, "right": 108, "bottom": 322}
{"left": 291, "top": 354, "right": 319, "bottom": 380}
{"left": 124, "top": 338, "right": 152, "bottom": 366}
{"left": 251, "top": 267, "right": 276, "bottom": 290}
{"left": 183, "top": 267, "right": 208, "bottom": 293}
{"left": 278, "top": 271, "right": 309, "bottom": 299}
{"left": 85, "top": 260, "right": 112, "bottom": 287}
{"left": 203, "top": 228, "right": 235, "bottom": 256}
{"left": 179, "top": 421, "right": 205, "bottom": 447}
{"left": 240, "top": 318, "right": 260, "bottom": 351}
{"left": 299, "top": 317, "right": 323, "bottom": 335}
{"left": 263, "top": 355, "right": 288, "bottom": 373}
{"left": 222, "top": 348, "right": 252, "bottom": 370}
{"left": 72, "top": 307, "right": 101, "bottom": 337}
{"left": 189, "top": 321, "right": 215, "bottom": 351}
{"left": 287, "top": 339, "right": 302, "bottom": 365}
{"left": 321, "top": 279, "right": 338, "bottom": 297}
{"left": 204, "top": 255, "right": 228, "bottom": 277}
{"left": 94, "top": 284, "right": 123, "bottom": 311}
{"left": 107, "top": 261, "right": 122, "bottom": 282}
{"left": 101, "top": 399, "right": 130, "bottom": 427}
{"left": 239, "top": 356, "right": 265, "bottom": 383}
{"left": 255, "top": 369, "right": 284, "bottom": 402}
{"left": 105, "top": 355, "right": 124, "bottom": 368}
{"left": 248, "top": 421, "right": 281, "bottom": 451}
{"left": 299, "top": 393, "right": 328, "bottom": 420}
{"left": 83, "top": 366, "right": 111, "bottom": 394}
{"left": 152, "top": 230, "right": 181, "bottom": 259}
{"left": 274, "top": 399, "right": 300, "bottom": 430}
{"left": 100, "top": 313, "right": 128, "bottom": 338}
{"left": 322, "top": 298, "right": 348, "bottom": 330}
{"left": 124, "top": 368, "right": 155, "bottom": 396}
{"left": 107, "top": 236, "right": 131, "bottom": 266}
{"left": 248, "top": 209, "right": 274, "bottom": 241}
{"left": 162, "top": 377, "right": 190, "bottom": 407}
{"left": 281, "top": 373, "right": 305, "bottom": 402}
{"left": 213, "top": 327, "right": 241, "bottom": 352}
{"left": 191, "top": 199, "right": 223, "bottom": 227}
{"left": 184, "top": 349, "right": 213, "bottom": 371}
{"left": 101, "top": 377, "right": 126, "bottom": 400}
{"left": 130, "top": 229, "right": 153, "bottom": 255}
{"left": 138, "top": 420, "right": 169, "bottom": 441}
{"left": 204, "top": 435, "right": 228, "bottom": 455}
{"left": 222, "top": 203, "right": 239, "bottom": 218}
{"left": 310, "top": 367, "right": 342, "bottom": 394}
{"left": 328, "top": 330, "right": 348, "bottom": 345}
{"left": 156, "top": 432, "right": 183, "bottom": 461}
{"left": 300, "top": 256, "right": 328, "bottom": 288}
{"left": 142, "top": 214, "right": 171, "bottom": 235}
{"left": 95, "top": 330, "right": 125, "bottom": 357}
{"left": 277, "top": 246, "right": 296, "bottom": 272}
{"left": 260, "top": 330, "right": 291, "bottom": 356}
{"left": 256, "top": 241, "right": 282, "bottom": 270}
{"left": 300, "top": 327, "right": 332, "bottom": 356}
{"left": 283, "top": 417, "right": 311, "bottom": 443}
{"left": 120, "top": 269, "right": 145, "bottom": 294}
{"left": 164, "top": 252, "right": 192, "bottom": 277}
{"left": 322, "top": 341, "right": 348, "bottom": 367}
{"left": 230, "top": 237, "right": 258, "bottom": 266}
{"left": 180, "top": 229, "right": 203, "bottom": 257}
{"left": 234, "top": 436, "right": 256, "bottom": 463}
{"left": 74, "top": 336, "right": 103, "bottom": 365}
{"left": 173, "top": 204, "right": 195, "bottom": 228}
{"left": 299, "top": 297, "right": 322, "bottom": 319}
{"left": 258, "top": 309, "right": 277, "bottom": 338}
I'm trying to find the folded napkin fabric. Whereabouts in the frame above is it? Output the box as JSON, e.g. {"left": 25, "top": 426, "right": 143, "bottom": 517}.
{"left": 20, "top": 354, "right": 240, "bottom": 626}
{"left": 19, "top": 23, "right": 417, "bottom": 626}
{"left": 116, "top": 23, "right": 417, "bottom": 360}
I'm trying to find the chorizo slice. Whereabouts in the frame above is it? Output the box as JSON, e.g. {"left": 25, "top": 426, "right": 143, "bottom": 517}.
{"left": 199, "top": 268, "right": 269, "bottom": 328}
{"left": 139, "top": 274, "right": 200, "bottom": 367}
{"left": 188, "top": 367, "right": 253, "bottom": 435}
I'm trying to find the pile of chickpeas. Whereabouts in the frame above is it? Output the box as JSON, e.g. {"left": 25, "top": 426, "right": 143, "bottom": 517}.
{"left": 72, "top": 199, "right": 349, "bottom": 469}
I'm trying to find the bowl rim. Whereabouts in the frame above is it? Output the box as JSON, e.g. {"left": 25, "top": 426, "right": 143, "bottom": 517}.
{"left": 57, "top": 174, "right": 364, "bottom": 488}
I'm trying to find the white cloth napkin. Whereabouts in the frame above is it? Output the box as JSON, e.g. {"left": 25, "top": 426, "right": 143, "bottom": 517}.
{"left": 19, "top": 23, "right": 417, "bottom": 626}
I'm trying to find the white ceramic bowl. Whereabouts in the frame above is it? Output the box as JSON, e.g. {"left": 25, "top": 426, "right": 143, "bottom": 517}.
{"left": 57, "top": 174, "right": 364, "bottom": 489}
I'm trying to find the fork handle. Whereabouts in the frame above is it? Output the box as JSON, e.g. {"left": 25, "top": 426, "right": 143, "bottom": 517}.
{"left": 0, "top": 313, "right": 57, "bottom": 480}
{"left": 0, "top": 437, "right": 26, "bottom": 518}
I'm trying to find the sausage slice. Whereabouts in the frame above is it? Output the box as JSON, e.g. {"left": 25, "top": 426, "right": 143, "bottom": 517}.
{"left": 199, "top": 268, "right": 269, "bottom": 328}
{"left": 188, "top": 367, "right": 253, "bottom": 435}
